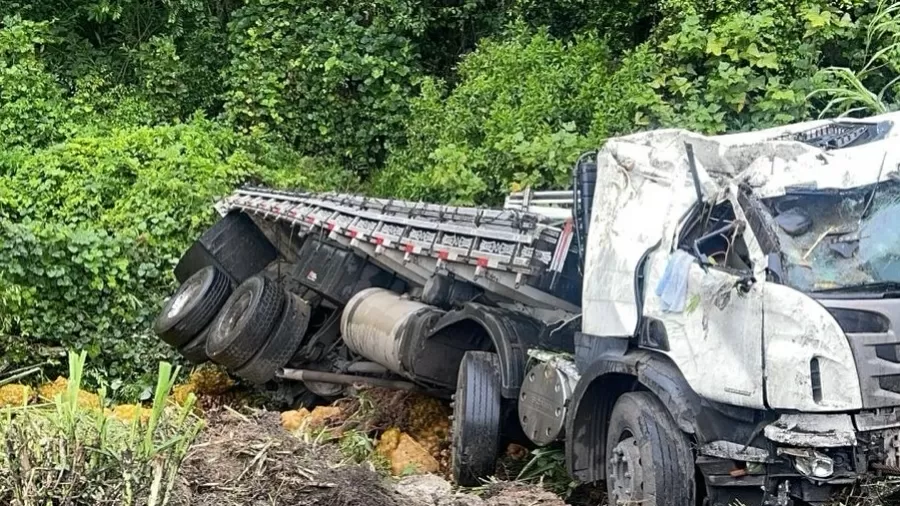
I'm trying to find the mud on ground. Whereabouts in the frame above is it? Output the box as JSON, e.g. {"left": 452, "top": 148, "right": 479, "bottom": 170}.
{"left": 173, "top": 409, "right": 399, "bottom": 506}
{"left": 172, "top": 407, "right": 570, "bottom": 506}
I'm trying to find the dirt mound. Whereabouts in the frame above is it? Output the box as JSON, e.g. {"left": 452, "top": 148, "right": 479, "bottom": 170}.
{"left": 172, "top": 408, "right": 399, "bottom": 506}
{"left": 482, "top": 482, "right": 568, "bottom": 506}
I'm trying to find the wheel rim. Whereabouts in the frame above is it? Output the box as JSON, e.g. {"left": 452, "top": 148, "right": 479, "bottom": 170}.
{"left": 167, "top": 277, "right": 203, "bottom": 319}
{"left": 609, "top": 431, "right": 645, "bottom": 504}
{"left": 225, "top": 291, "right": 253, "bottom": 334}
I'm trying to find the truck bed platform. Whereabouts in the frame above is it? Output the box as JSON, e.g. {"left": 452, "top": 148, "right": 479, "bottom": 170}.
{"left": 217, "top": 187, "right": 581, "bottom": 314}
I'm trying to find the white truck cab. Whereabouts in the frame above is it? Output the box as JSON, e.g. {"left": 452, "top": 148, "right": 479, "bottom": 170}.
{"left": 566, "top": 112, "right": 900, "bottom": 505}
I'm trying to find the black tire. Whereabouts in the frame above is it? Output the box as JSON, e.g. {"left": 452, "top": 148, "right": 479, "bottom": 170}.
{"left": 452, "top": 351, "right": 501, "bottom": 487}
{"left": 206, "top": 274, "right": 285, "bottom": 370}
{"left": 605, "top": 392, "right": 695, "bottom": 506}
{"left": 153, "top": 266, "right": 232, "bottom": 347}
{"left": 234, "top": 292, "right": 312, "bottom": 385}
{"left": 178, "top": 327, "right": 210, "bottom": 364}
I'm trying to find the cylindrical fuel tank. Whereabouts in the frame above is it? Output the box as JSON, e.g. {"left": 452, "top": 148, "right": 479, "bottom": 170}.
{"left": 341, "top": 288, "right": 444, "bottom": 375}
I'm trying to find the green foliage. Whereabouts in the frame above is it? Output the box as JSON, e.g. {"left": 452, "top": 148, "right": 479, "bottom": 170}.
{"left": 0, "top": 119, "right": 351, "bottom": 392}
{"left": 0, "top": 0, "right": 899, "bottom": 395}
{"left": 511, "top": 0, "right": 659, "bottom": 50}
{"left": 223, "top": 0, "right": 424, "bottom": 170}
{"left": 0, "top": 16, "right": 73, "bottom": 149}
{"left": 644, "top": 4, "right": 855, "bottom": 133}
{"left": 515, "top": 447, "right": 578, "bottom": 497}
{"left": 0, "top": 352, "right": 203, "bottom": 505}
{"left": 374, "top": 28, "right": 609, "bottom": 204}
{"left": 811, "top": 0, "right": 900, "bottom": 115}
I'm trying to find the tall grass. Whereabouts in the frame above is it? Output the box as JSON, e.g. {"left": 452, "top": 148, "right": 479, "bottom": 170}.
{"left": 809, "top": 0, "right": 900, "bottom": 116}
{"left": 0, "top": 351, "right": 203, "bottom": 506}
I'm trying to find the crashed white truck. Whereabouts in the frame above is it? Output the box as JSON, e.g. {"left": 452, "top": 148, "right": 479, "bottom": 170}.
{"left": 153, "top": 112, "right": 900, "bottom": 506}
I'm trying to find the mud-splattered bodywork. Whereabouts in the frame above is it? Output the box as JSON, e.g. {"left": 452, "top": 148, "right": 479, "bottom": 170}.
{"left": 578, "top": 113, "right": 900, "bottom": 496}
{"left": 583, "top": 112, "right": 900, "bottom": 414}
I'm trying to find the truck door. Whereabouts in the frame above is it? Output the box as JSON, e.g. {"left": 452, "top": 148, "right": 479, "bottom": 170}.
{"left": 643, "top": 196, "right": 768, "bottom": 409}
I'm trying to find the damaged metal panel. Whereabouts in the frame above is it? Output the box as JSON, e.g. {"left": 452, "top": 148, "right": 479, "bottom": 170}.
{"left": 647, "top": 264, "right": 766, "bottom": 409}
{"left": 700, "top": 441, "right": 770, "bottom": 463}
{"left": 764, "top": 283, "right": 862, "bottom": 411}
{"left": 764, "top": 413, "right": 857, "bottom": 447}
{"left": 583, "top": 132, "right": 720, "bottom": 338}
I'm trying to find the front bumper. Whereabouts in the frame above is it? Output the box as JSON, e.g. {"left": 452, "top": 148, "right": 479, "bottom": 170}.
{"left": 764, "top": 412, "right": 900, "bottom": 477}
{"left": 700, "top": 412, "right": 900, "bottom": 505}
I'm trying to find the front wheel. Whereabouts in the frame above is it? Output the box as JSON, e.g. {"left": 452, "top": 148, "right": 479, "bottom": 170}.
{"left": 605, "top": 392, "right": 695, "bottom": 506}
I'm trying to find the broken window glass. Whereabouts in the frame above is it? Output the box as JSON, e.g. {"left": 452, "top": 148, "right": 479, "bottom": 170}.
{"left": 678, "top": 201, "right": 753, "bottom": 272}
{"left": 761, "top": 180, "right": 900, "bottom": 292}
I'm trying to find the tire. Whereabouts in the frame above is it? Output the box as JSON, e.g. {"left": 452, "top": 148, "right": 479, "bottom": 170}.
{"left": 452, "top": 351, "right": 501, "bottom": 487}
{"left": 605, "top": 392, "right": 695, "bottom": 506}
{"left": 153, "top": 266, "right": 232, "bottom": 347}
{"left": 234, "top": 292, "right": 312, "bottom": 385}
{"left": 178, "top": 327, "right": 210, "bottom": 364}
{"left": 206, "top": 274, "right": 285, "bottom": 370}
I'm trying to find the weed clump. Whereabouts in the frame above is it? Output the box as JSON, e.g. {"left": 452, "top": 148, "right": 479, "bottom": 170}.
{"left": 0, "top": 352, "right": 203, "bottom": 505}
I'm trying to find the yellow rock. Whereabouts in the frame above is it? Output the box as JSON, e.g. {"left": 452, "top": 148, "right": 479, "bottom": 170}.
{"left": 407, "top": 395, "right": 451, "bottom": 458}
{"left": 108, "top": 404, "right": 153, "bottom": 423}
{"left": 37, "top": 376, "right": 68, "bottom": 400}
{"left": 0, "top": 384, "right": 32, "bottom": 408}
{"left": 377, "top": 428, "right": 440, "bottom": 475}
{"left": 171, "top": 383, "right": 196, "bottom": 406}
{"left": 282, "top": 405, "right": 342, "bottom": 432}
{"left": 188, "top": 367, "right": 234, "bottom": 395}
{"left": 37, "top": 377, "right": 101, "bottom": 409}
{"left": 390, "top": 433, "right": 441, "bottom": 475}
{"left": 306, "top": 405, "right": 341, "bottom": 429}
{"left": 377, "top": 427, "right": 402, "bottom": 455}
{"left": 281, "top": 407, "right": 311, "bottom": 431}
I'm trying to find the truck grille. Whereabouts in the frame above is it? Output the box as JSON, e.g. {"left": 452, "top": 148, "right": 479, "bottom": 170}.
{"left": 820, "top": 299, "right": 900, "bottom": 409}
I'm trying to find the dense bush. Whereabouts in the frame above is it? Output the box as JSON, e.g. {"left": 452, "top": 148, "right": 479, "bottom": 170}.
{"left": 0, "top": 17, "right": 73, "bottom": 149}
{"left": 0, "top": 119, "right": 351, "bottom": 394}
{"left": 373, "top": 29, "right": 610, "bottom": 204}
{"left": 641, "top": 3, "right": 855, "bottom": 132}
{"left": 0, "top": 0, "right": 898, "bottom": 392}
{"left": 223, "top": 0, "right": 424, "bottom": 170}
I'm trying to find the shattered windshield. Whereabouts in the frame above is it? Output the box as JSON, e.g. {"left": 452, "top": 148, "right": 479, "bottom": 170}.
{"left": 762, "top": 180, "right": 900, "bottom": 292}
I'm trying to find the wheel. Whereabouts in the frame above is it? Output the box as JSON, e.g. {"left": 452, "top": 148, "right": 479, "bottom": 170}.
{"left": 605, "top": 392, "right": 695, "bottom": 506}
{"left": 206, "top": 274, "right": 285, "bottom": 370}
{"left": 234, "top": 292, "right": 313, "bottom": 385}
{"left": 452, "top": 351, "right": 501, "bottom": 486}
{"left": 178, "top": 326, "right": 211, "bottom": 364}
{"left": 153, "top": 266, "right": 232, "bottom": 347}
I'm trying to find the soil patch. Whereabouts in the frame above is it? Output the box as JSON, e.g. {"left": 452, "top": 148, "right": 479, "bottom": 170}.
{"left": 172, "top": 408, "right": 398, "bottom": 506}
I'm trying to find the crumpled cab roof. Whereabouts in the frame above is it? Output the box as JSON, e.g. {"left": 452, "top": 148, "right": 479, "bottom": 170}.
{"left": 582, "top": 112, "right": 900, "bottom": 338}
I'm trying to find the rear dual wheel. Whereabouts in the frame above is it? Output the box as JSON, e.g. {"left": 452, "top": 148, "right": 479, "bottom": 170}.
{"left": 206, "top": 274, "right": 313, "bottom": 385}
{"left": 206, "top": 274, "right": 285, "bottom": 369}
{"left": 153, "top": 266, "right": 232, "bottom": 363}
{"left": 234, "top": 291, "right": 312, "bottom": 384}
